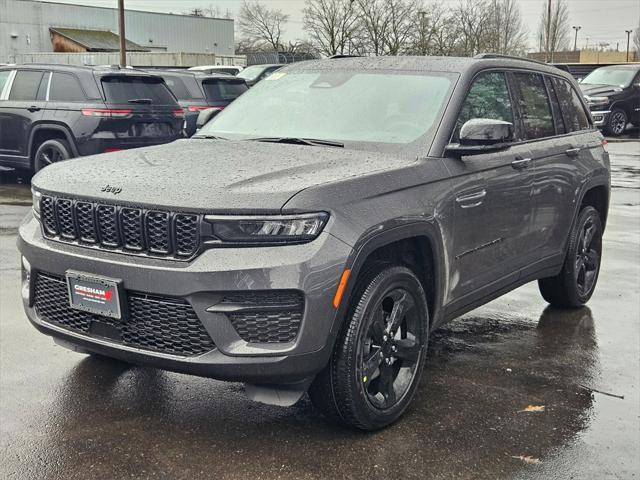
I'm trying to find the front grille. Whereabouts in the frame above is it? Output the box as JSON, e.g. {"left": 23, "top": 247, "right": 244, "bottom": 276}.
{"left": 34, "top": 273, "right": 215, "bottom": 357}
{"left": 223, "top": 291, "right": 304, "bottom": 343}
{"left": 39, "top": 196, "right": 200, "bottom": 259}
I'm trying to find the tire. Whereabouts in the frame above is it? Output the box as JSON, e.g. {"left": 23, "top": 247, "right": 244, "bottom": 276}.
{"left": 34, "top": 139, "right": 72, "bottom": 172}
{"left": 538, "top": 206, "right": 603, "bottom": 308}
{"left": 309, "top": 264, "right": 429, "bottom": 430}
{"left": 604, "top": 109, "right": 627, "bottom": 136}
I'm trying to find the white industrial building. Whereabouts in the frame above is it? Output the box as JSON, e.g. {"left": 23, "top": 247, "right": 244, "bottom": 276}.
{"left": 0, "top": 0, "right": 239, "bottom": 65}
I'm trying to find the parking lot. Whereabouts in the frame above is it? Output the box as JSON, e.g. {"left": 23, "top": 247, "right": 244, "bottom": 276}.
{"left": 0, "top": 139, "right": 637, "bottom": 479}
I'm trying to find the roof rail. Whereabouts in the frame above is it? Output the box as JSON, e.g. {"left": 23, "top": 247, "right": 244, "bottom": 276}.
{"left": 474, "top": 53, "right": 548, "bottom": 66}
{"left": 329, "top": 54, "right": 361, "bottom": 59}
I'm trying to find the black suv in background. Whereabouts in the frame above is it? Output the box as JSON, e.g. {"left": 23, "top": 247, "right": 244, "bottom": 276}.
{"left": 0, "top": 65, "right": 184, "bottom": 172}
{"left": 579, "top": 64, "right": 640, "bottom": 136}
{"left": 237, "top": 64, "right": 284, "bottom": 87}
{"left": 152, "top": 70, "right": 248, "bottom": 136}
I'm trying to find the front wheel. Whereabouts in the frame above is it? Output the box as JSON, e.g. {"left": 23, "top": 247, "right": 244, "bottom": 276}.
{"left": 604, "top": 109, "right": 627, "bottom": 136}
{"left": 309, "top": 265, "right": 429, "bottom": 430}
{"left": 538, "top": 206, "right": 603, "bottom": 307}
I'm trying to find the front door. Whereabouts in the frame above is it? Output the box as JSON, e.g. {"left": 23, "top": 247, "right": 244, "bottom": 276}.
{"left": 442, "top": 71, "right": 537, "bottom": 306}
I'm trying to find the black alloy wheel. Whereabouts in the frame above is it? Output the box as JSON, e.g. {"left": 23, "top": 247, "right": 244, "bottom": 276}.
{"left": 360, "top": 287, "right": 423, "bottom": 409}
{"left": 34, "top": 139, "right": 72, "bottom": 172}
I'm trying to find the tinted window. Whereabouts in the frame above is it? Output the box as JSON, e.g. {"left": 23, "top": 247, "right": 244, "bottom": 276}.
{"left": 202, "top": 79, "right": 248, "bottom": 103}
{"left": 513, "top": 73, "right": 555, "bottom": 139}
{"left": 161, "top": 75, "right": 202, "bottom": 101}
{"left": 101, "top": 76, "right": 177, "bottom": 105}
{"left": 552, "top": 78, "right": 590, "bottom": 132}
{"left": 0, "top": 70, "right": 11, "bottom": 97}
{"left": 544, "top": 77, "right": 566, "bottom": 135}
{"left": 454, "top": 72, "right": 514, "bottom": 141}
{"left": 49, "top": 73, "right": 86, "bottom": 102}
{"left": 9, "top": 70, "right": 45, "bottom": 101}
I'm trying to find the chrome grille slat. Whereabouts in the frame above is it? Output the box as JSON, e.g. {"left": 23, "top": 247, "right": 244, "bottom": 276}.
{"left": 39, "top": 196, "right": 200, "bottom": 260}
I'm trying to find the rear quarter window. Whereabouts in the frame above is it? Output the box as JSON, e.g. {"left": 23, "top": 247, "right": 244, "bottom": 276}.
{"left": 551, "top": 77, "right": 590, "bottom": 132}
{"left": 0, "top": 70, "right": 11, "bottom": 97}
{"left": 201, "top": 79, "right": 248, "bottom": 103}
{"left": 161, "top": 75, "right": 202, "bottom": 101}
{"left": 49, "top": 72, "right": 86, "bottom": 102}
{"left": 101, "top": 76, "right": 177, "bottom": 105}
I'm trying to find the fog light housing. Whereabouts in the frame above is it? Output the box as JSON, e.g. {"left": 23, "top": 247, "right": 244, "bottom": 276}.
{"left": 31, "top": 189, "right": 41, "bottom": 217}
{"left": 21, "top": 256, "right": 31, "bottom": 300}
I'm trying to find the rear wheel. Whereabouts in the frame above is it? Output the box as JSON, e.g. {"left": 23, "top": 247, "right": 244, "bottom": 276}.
{"left": 604, "top": 109, "right": 627, "bottom": 136}
{"left": 34, "top": 139, "right": 71, "bottom": 172}
{"left": 309, "top": 265, "right": 429, "bottom": 430}
{"left": 538, "top": 206, "right": 603, "bottom": 307}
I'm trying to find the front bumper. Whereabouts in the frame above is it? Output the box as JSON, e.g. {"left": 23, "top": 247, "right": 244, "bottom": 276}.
{"left": 590, "top": 110, "right": 611, "bottom": 127}
{"left": 18, "top": 212, "right": 352, "bottom": 384}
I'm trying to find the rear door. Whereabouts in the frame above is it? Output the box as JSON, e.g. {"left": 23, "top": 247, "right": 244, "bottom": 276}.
{"left": 0, "top": 69, "right": 46, "bottom": 159}
{"left": 99, "top": 75, "right": 184, "bottom": 148}
{"left": 443, "top": 71, "right": 537, "bottom": 306}
{"left": 521, "top": 75, "right": 599, "bottom": 266}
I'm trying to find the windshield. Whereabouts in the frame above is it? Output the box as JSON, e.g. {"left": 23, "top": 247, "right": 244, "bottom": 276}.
{"left": 237, "top": 65, "right": 268, "bottom": 82}
{"left": 582, "top": 68, "right": 637, "bottom": 87}
{"left": 199, "top": 70, "right": 454, "bottom": 146}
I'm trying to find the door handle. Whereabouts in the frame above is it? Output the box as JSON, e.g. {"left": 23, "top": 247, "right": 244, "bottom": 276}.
{"left": 511, "top": 157, "right": 532, "bottom": 170}
{"left": 565, "top": 147, "right": 581, "bottom": 157}
{"left": 456, "top": 189, "right": 487, "bottom": 209}
{"left": 27, "top": 105, "right": 41, "bottom": 112}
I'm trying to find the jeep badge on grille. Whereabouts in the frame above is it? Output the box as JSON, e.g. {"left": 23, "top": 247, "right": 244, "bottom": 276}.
{"left": 101, "top": 185, "right": 122, "bottom": 195}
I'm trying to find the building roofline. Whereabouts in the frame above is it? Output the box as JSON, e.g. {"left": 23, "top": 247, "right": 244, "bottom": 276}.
{"left": 23, "top": 0, "right": 234, "bottom": 23}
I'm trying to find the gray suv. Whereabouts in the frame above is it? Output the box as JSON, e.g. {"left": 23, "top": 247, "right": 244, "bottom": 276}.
{"left": 18, "top": 55, "right": 610, "bottom": 430}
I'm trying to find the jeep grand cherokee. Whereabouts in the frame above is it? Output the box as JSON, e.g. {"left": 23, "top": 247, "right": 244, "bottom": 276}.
{"left": 18, "top": 55, "right": 610, "bottom": 430}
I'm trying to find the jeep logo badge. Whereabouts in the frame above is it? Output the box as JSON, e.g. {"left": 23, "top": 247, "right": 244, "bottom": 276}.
{"left": 101, "top": 184, "right": 122, "bottom": 195}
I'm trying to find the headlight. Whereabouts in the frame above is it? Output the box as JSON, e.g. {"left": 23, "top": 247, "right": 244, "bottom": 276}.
{"left": 32, "top": 189, "right": 41, "bottom": 217}
{"left": 586, "top": 96, "right": 610, "bottom": 107}
{"left": 205, "top": 213, "right": 329, "bottom": 244}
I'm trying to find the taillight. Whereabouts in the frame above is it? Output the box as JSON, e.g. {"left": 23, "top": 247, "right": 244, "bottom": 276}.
{"left": 82, "top": 108, "right": 132, "bottom": 118}
{"left": 186, "top": 106, "right": 212, "bottom": 112}
{"left": 104, "top": 148, "right": 124, "bottom": 153}
{"left": 173, "top": 109, "right": 185, "bottom": 118}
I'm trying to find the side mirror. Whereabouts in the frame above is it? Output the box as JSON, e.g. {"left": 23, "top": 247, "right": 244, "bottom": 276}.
{"left": 446, "top": 118, "right": 514, "bottom": 157}
{"left": 196, "top": 108, "right": 221, "bottom": 130}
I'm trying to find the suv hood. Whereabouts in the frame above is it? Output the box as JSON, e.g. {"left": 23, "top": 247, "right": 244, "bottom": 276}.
{"left": 33, "top": 139, "right": 416, "bottom": 212}
{"left": 579, "top": 83, "right": 623, "bottom": 96}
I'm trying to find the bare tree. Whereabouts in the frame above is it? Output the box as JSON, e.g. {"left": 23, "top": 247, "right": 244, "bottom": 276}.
{"left": 452, "top": 0, "right": 492, "bottom": 56}
{"left": 484, "top": 0, "right": 528, "bottom": 55}
{"left": 357, "top": 0, "right": 389, "bottom": 56}
{"left": 238, "top": 1, "right": 289, "bottom": 52}
{"left": 634, "top": 21, "right": 640, "bottom": 57}
{"left": 303, "top": 0, "right": 361, "bottom": 56}
{"left": 537, "top": 0, "right": 570, "bottom": 62}
{"left": 183, "top": 5, "right": 233, "bottom": 18}
{"left": 383, "top": 0, "right": 419, "bottom": 54}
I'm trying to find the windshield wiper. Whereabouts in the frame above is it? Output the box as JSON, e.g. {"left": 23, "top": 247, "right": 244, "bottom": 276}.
{"left": 246, "top": 137, "right": 344, "bottom": 148}
{"left": 127, "top": 98, "right": 153, "bottom": 104}
{"left": 192, "top": 134, "right": 228, "bottom": 140}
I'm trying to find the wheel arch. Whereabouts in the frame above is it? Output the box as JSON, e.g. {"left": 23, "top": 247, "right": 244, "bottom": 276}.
{"left": 331, "top": 221, "right": 447, "bottom": 342}
{"left": 29, "top": 123, "right": 79, "bottom": 166}
{"left": 579, "top": 183, "right": 610, "bottom": 230}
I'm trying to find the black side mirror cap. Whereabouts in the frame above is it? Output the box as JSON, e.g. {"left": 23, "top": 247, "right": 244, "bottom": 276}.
{"left": 196, "top": 108, "right": 222, "bottom": 130}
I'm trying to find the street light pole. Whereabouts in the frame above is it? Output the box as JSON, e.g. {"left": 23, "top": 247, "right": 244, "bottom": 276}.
{"left": 545, "top": 0, "right": 552, "bottom": 62}
{"left": 625, "top": 30, "right": 633, "bottom": 62}
{"left": 118, "top": 0, "right": 126, "bottom": 67}
{"left": 572, "top": 26, "right": 581, "bottom": 51}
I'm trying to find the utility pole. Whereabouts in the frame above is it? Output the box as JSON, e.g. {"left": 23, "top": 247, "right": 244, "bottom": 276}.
{"left": 572, "top": 26, "right": 581, "bottom": 51}
{"left": 418, "top": 11, "right": 428, "bottom": 55}
{"left": 625, "top": 30, "right": 633, "bottom": 62}
{"left": 118, "top": 0, "right": 126, "bottom": 67}
{"left": 545, "top": 0, "right": 552, "bottom": 62}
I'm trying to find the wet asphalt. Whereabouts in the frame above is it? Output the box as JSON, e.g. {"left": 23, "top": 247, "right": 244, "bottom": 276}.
{"left": 0, "top": 140, "right": 638, "bottom": 480}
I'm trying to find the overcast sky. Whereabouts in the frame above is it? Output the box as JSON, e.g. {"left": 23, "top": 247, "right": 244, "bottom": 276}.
{"left": 48, "top": 0, "right": 640, "bottom": 51}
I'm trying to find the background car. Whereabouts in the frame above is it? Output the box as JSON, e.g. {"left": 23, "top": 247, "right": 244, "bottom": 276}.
{"left": 579, "top": 64, "right": 640, "bottom": 136}
{"left": 0, "top": 65, "right": 184, "bottom": 172}
{"left": 237, "top": 64, "right": 284, "bottom": 87}
{"left": 153, "top": 70, "right": 248, "bottom": 137}
{"left": 188, "top": 65, "right": 244, "bottom": 76}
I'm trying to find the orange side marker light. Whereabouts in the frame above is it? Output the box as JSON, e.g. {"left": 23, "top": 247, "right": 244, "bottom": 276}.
{"left": 333, "top": 269, "right": 351, "bottom": 309}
